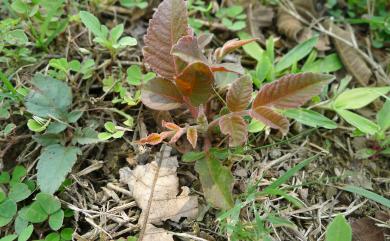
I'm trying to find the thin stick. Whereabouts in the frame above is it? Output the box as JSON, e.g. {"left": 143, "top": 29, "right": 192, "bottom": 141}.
{"left": 138, "top": 144, "right": 167, "bottom": 241}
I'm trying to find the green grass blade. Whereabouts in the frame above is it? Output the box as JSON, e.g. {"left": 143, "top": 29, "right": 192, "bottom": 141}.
{"left": 343, "top": 185, "right": 390, "bottom": 208}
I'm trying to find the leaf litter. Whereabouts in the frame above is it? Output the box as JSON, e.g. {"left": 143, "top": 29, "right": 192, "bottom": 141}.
{"left": 119, "top": 145, "right": 198, "bottom": 241}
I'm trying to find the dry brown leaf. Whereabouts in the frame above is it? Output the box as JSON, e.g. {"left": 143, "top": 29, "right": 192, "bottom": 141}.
{"left": 351, "top": 216, "right": 386, "bottom": 241}
{"left": 277, "top": 7, "right": 311, "bottom": 42}
{"left": 143, "top": 224, "right": 174, "bottom": 241}
{"left": 119, "top": 146, "right": 198, "bottom": 240}
{"left": 326, "top": 22, "right": 372, "bottom": 85}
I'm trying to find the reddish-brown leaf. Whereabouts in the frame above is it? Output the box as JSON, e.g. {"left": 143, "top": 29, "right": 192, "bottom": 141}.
{"left": 210, "top": 63, "right": 245, "bottom": 75}
{"left": 171, "top": 35, "right": 208, "bottom": 64}
{"left": 253, "top": 73, "right": 333, "bottom": 109}
{"left": 137, "top": 133, "right": 164, "bottom": 145}
{"left": 186, "top": 126, "right": 198, "bottom": 149}
{"left": 169, "top": 128, "right": 186, "bottom": 143}
{"left": 175, "top": 62, "right": 214, "bottom": 106}
{"left": 214, "top": 38, "right": 258, "bottom": 62}
{"left": 162, "top": 120, "right": 181, "bottom": 131}
{"left": 141, "top": 77, "right": 183, "bottom": 110}
{"left": 197, "top": 32, "right": 214, "bottom": 49}
{"left": 227, "top": 75, "right": 253, "bottom": 112}
{"left": 219, "top": 115, "right": 248, "bottom": 147}
{"left": 251, "top": 106, "right": 289, "bottom": 134}
{"left": 143, "top": 0, "right": 190, "bottom": 79}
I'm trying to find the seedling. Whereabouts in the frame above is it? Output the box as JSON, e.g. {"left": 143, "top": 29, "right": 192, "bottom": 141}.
{"left": 79, "top": 11, "right": 137, "bottom": 57}
{"left": 137, "top": 0, "right": 334, "bottom": 209}
{"left": 216, "top": 5, "right": 247, "bottom": 31}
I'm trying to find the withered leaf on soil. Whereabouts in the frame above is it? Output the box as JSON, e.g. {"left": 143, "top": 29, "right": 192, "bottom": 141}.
{"left": 277, "top": 7, "right": 311, "bottom": 42}
{"left": 226, "top": 75, "right": 253, "bottom": 112}
{"left": 141, "top": 77, "right": 183, "bottom": 111}
{"left": 143, "top": 0, "right": 190, "bottom": 79}
{"left": 175, "top": 62, "right": 214, "bottom": 106}
{"left": 325, "top": 21, "right": 372, "bottom": 86}
{"left": 186, "top": 126, "right": 198, "bottom": 149}
{"left": 351, "top": 213, "right": 390, "bottom": 241}
{"left": 120, "top": 146, "right": 198, "bottom": 240}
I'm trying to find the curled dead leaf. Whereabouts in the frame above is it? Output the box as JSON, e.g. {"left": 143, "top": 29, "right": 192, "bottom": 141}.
{"left": 214, "top": 38, "right": 258, "bottom": 62}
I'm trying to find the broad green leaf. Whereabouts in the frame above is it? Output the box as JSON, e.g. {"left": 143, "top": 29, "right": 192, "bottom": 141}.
{"left": 195, "top": 157, "right": 234, "bottom": 210}
{"left": 46, "top": 122, "right": 67, "bottom": 134}
{"left": 325, "top": 215, "right": 352, "bottom": 241}
{"left": 27, "top": 119, "right": 49, "bottom": 132}
{"left": 25, "top": 74, "right": 72, "bottom": 120}
{"left": 248, "top": 119, "right": 266, "bottom": 133}
{"left": 98, "top": 132, "right": 112, "bottom": 140}
{"left": 104, "top": 122, "right": 116, "bottom": 133}
{"left": 333, "top": 87, "right": 390, "bottom": 110}
{"left": 11, "top": 166, "right": 26, "bottom": 183}
{"left": 116, "top": 36, "right": 137, "bottom": 47}
{"left": 301, "top": 53, "right": 343, "bottom": 73}
{"left": 49, "top": 210, "right": 64, "bottom": 231}
{"left": 283, "top": 109, "right": 337, "bottom": 129}
{"left": 0, "top": 199, "right": 17, "bottom": 227}
{"left": 44, "top": 232, "right": 60, "bottom": 241}
{"left": 182, "top": 152, "right": 205, "bottom": 162}
{"left": 141, "top": 77, "right": 183, "bottom": 111}
{"left": 8, "top": 183, "right": 32, "bottom": 202}
{"left": 110, "top": 24, "right": 124, "bottom": 43}
{"left": 79, "top": 11, "right": 106, "bottom": 38}
{"left": 343, "top": 185, "right": 390, "bottom": 208}
{"left": 219, "top": 115, "right": 248, "bottom": 147}
{"left": 0, "top": 235, "right": 18, "bottom": 241}
{"left": 5, "top": 29, "right": 28, "bottom": 45}
{"left": 18, "top": 224, "right": 34, "bottom": 241}
{"left": 72, "top": 127, "right": 100, "bottom": 145}
{"left": 22, "top": 202, "right": 48, "bottom": 223}
{"left": 0, "top": 172, "right": 10, "bottom": 184}
{"left": 238, "top": 32, "right": 263, "bottom": 61}
{"left": 37, "top": 145, "right": 81, "bottom": 194}
{"left": 67, "top": 110, "right": 83, "bottom": 123}
{"left": 60, "top": 228, "right": 74, "bottom": 240}
{"left": 127, "top": 65, "right": 142, "bottom": 85}
{"left": 336, "top": 109, "right": 379, "bottom": 135}
{"left": 0, "top": 191, "right": 5, "bottom": 203}
{"left": 255, "top": 53, "right": 273, "bottom": 84}
{"left": 143, "top": 0, "right": 189, "bottom": 79}
{"left": 36, "top": 193, "right": 61, "bottom": 215}
{"left": 15, "top": 209, "right": 29, "bottom": 234}
{"left": 377, "top": 99, "right": 390, "bottom": 131}
{"left": 275, "top": 36, "right": 318, "bottom": 72}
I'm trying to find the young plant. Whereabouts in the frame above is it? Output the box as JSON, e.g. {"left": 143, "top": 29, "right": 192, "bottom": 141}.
{"left": 25, "top": 74, "right": 101, "bottom": 194}
{"left": 79, "top": 11, "right": 137, "bottom": 57}
{"left": 11, "top": 0, "right": 68, "bottom": 49}
{"left": 137, "top": 0, "right": 334, "bottom": 209}
{"left": 216, "top": 5, "right": 247, "bottom": 31}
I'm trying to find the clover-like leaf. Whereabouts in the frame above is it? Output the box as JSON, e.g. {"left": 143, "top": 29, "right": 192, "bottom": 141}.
{"left": 143, "top": 0, "right": 190, "bottom": 79}
{"left": 141, "top": 77, "right": 183, "bottom": 110}
{"left": 226, "top": 75, "right": 252, "bottom": 112}
{"left": 219, "top": 115, "right": 248, "bottom": 147}
{"left": 175, "top": 62, "right": 214, "bottom": 106}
